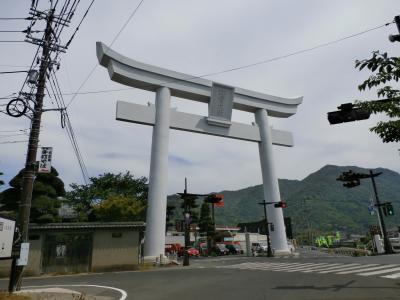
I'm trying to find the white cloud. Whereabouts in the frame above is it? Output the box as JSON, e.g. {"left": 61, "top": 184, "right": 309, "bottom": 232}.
{"left": 1, "top": 0, "right": 399, "bottom": 195}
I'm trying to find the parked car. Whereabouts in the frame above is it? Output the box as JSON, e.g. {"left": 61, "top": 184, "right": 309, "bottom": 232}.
{"left": 251, "top": 242, "right": 268, "bottom": 253}
{"left": 165, "top": 243, "right": 183, "bottom": 254}
{"left": 178, "top": 247, "right": 200, "bottom": 257}
{"left": 198, "top": 243, "right": 208, "bottom": 256}
{"left": 225, "top": 243, "right": 243, "bottom": 254}
{"left": 213, "top": 243, "right": 229, "bottom": 255}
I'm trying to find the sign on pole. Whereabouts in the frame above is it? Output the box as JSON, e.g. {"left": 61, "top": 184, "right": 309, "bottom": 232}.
{"left": 0, "top": 217, "right": 16, "bottom": 259}
{"left": 38, "top": 147, "right": 53, "bottom": 173}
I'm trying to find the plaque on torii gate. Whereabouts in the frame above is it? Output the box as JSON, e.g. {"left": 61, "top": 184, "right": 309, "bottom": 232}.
{"left": 96, "top": 42, "right": 302, "bottom": 261}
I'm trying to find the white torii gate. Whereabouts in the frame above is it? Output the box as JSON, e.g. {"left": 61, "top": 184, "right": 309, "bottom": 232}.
{"left": 96, "top": 42, "right": 302, "bottom": 261}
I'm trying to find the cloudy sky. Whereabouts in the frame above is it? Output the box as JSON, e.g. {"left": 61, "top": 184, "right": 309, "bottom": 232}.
{"left": 0, "top": 0, "right": 399, "bottom": 194}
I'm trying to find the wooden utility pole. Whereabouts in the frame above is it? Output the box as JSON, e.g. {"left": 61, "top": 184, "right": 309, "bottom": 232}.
{"left": 8, "top": 9, "right": 54, "bottom": 292}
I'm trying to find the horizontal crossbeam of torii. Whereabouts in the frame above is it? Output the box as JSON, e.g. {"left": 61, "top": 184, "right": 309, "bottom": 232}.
{"left": 96, "top": 41, "right": 303, "bottom": 261}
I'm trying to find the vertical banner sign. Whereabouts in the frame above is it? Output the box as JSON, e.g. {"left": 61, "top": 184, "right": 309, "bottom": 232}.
{"left": 38, "top": 147, "right": 53, "bottom": 173}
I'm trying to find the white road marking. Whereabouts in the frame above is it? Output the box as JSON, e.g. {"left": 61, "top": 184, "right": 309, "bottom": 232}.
{"left": 24, "top": 284, "right": 127, "bottom": 300}
{"left": 336, "top": 264, "right": 394, "bottom": 275}
{"left": 298, "top": 263, "right": 344, "bottom": 273}
{"left": 358, "top": 267, "right": 400, "bottom": 276}
{"left": 381, "top": 272, "right": 400, "bottom": 279}
{"left": 318, "top": 264, "right": 361, "bottom": 274}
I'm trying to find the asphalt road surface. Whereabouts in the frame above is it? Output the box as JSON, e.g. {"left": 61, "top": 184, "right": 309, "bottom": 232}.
{"left": 1, "top": 249, "right": 400, "bottom": 300}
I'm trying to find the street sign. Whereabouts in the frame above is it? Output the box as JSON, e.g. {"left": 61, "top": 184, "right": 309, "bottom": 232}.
{"left": 0, "top": 217, "right": 16, "bottom": 259}
{"left": 16, "top": 243, "right": 29, "bottom": 266}
{"left": 368, "top": 205, "right": 375, "bottom": 215}
{"left": 38, "top": 147, "right": 53, "bottom": 173}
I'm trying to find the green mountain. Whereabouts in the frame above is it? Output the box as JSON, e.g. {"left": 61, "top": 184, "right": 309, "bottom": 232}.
{"left": 168, "top": 165, "right": 400, "bottom": 235}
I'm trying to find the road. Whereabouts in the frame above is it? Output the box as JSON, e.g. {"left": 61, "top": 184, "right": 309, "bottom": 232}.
{"left": 1, "top": 249, "right": 400, "bottom": 300}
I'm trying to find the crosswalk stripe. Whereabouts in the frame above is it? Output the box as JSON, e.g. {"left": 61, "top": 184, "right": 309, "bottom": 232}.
{"left": 358, "top": 266, "right": 400, "bottom": 276}
{"left": 284, "top": 263, "right": 335, "bottom": 272}
{"left": 246, "top": 263, "right": 310, "bottom": 271}
{"left": 381, "top": 273, "right": 400, "bottom": 279}
{"left": 299, "top": 263, "right": 344, "bottom": 273}
{"left": 220, "top": 261, "right": 400, "bottom": 280}
{"left": 336, "top": 264, "right": 395, "bottom": 275}
{"left": 261, "top": 263, "right": 319, "bottom": 270}
{"left": 317, "top": 264, "right": 363, "bottom": 274}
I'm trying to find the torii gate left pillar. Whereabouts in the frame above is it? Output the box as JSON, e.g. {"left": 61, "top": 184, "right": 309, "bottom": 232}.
{"left": 145, "top": 87, "right": 171, "bottom": 258}
{"left": 96, "top": 42, "right": 303, "bottom": 261}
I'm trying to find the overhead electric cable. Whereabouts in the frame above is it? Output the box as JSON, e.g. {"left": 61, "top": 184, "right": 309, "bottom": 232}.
{"left": 64, "top": 20, "right": 393, "bottom": 102}
{"left": 0, "top": 17, "right": 33, "bottom": 20}
{"left": 0, "top": 70, "right": 28, "bottom": 74}
{"left": 66, "top": 0, "right": 145, "bottom": 108}
{"left": 0, "top": 140, "right": 28, "bottom": 144}
{"left": 65, "top": 0, "right": 95, "bottom": 48}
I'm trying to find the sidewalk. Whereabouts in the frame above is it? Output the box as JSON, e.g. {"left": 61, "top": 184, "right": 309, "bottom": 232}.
{"left": 15, "top": 287, "right": 113, "bottom": 300}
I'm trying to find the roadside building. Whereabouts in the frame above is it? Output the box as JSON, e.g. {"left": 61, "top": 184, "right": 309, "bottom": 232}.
{"left": 0, "top": 222, "right": 144, "bottom": 277}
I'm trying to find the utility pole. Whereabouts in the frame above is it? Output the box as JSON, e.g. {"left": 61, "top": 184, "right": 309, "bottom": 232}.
{"left": 258, "top": 200, "right": 273, "bottom": 257}
{"left": 8, "top": 9, "right": 54, "bottom": 292}
{"left": 370, "top": 170, "right": 394, "bottom": 254}
{"left": 183, "top": 178, "right": 190, "bottom": 266}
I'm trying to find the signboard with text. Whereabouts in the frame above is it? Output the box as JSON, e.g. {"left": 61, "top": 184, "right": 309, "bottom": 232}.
{"left": 38, "top": 147, "right": 53, "bottom": 173}
{"left": 0, "top": 217, "right": 16, "bottom": 259}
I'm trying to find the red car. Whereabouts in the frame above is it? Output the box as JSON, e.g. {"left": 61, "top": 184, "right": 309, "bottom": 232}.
{"left": 165, "top": 243, "right": 183, "bottom": 254}
{"left": 178, "top": 247, "right": 200, "bottom": 257}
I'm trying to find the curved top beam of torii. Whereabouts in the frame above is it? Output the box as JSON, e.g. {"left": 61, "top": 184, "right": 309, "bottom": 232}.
{"left": 96, "top": 42, "right": 302, "bottom": 118}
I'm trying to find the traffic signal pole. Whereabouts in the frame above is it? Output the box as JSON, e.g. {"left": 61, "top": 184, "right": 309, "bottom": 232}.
{"left": 370, "top": 170, "right": 393, "bottom": 254}
{"left": 337, "top": 170, "right": 393, "bottom": 254}
{"left": 258, "top": 200, "right": 273, "bottom": 257}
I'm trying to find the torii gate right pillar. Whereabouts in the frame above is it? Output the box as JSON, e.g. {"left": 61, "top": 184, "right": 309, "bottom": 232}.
{"left": 255, "top": 108, "right": 290, "bottom": 254}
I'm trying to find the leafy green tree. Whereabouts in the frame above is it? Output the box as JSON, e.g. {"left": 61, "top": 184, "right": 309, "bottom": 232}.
{"left": 66, "top": 172, "right": 148, "bottom": 222}
{"left": 198, "top": 202, "right": 215, "bottom": 251}
{"left": 355, "top": 51, "right": 400, "bottom": 142}
{"left": 0, "top": 167, "right": 65, "bottom": 222}
{"left": 92, "top": 195, "right": 146, "bottom": 221}
{"left": 0, "top": 171, "right": 4, "bottom": 186}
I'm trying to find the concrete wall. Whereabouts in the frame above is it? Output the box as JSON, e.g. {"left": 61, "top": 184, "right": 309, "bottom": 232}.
{"left": 0, "top": 236, "right": 42, "bottom": 277}
{"left": 91, "top": 229, "right": 140, "bottom": 272}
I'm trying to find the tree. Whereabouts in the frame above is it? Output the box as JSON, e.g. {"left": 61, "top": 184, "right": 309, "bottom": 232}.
{"left": 92, "top": 195, "right": 146, "bottom": 222}
{"left": 355, "top": 51, "right": 400, "bottom": 142}
{"left": 0, "top": 167, "right": 65, "bottom": 223}
{"left": 0, "top": 171, "right": 4, "bottom": 187}
{"left": 198, "top": 201, "right": 215, "bottom": 251}
{"left": 66, "top": 171, "right": 148, "bottom": 222}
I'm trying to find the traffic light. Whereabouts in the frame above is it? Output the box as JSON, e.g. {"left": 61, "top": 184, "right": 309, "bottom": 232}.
{"left": 274, "top": 201, "right": 287, "bottom": 208}
{"left": 205, "top": 193, "right": 224, "bottom": 204}
{"left": 388, "top": 15, "right": 400, "bottom": 42}
{"left": 337, "top": 170, "right": 367, "bottom": 188}
{"left": 327, "top": 103, "right": 370, "bottom": 125}
{"left": 343, "top": 179, "right": 360, "bottom": 188}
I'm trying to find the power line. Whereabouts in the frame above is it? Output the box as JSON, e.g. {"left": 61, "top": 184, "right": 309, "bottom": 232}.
{"left": 65, "top": 0, "right": 95, "bottom": 48}
{"left": 0, "top": 41, "right": 26, "bottom": 43}
{"left": 65, "top": 20, "right": 393, "bottom": 102}
{"left": 0, "top": 70, "right": 28, "bottom": 74}
{"left": 66, "top": 0, "right": 145, "bottom": 108}
{"left": 0, "top": 129, "right": 29, "bottom": 133}
{"left": 0, "top": 17, "right": 32, "bottom": 20}
{"left": 167, "top": 22, "right": 394, "bottom": 82}
{"left": 0, "top": 140, "right": 28, "bottom": 144}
